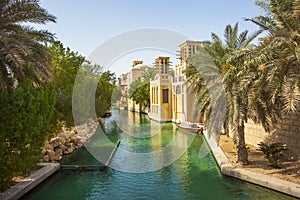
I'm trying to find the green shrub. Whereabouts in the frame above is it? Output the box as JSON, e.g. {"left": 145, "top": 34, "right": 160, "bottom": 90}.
{"left": 50, "top": 42, "right": 117, "bottom": 125}
{"left": 258, "top": 142, "right": 287, "bottom": 168}
{"left": 50, "top": 41, "right": 86, "bottom": 126}
{"left": 0, "top": 77, "right": 58, "bottom": 191}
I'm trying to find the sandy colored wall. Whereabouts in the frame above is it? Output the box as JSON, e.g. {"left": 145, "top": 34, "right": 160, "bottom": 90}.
{"left": 244, "top": 112, "right": 300, "bottom": 160}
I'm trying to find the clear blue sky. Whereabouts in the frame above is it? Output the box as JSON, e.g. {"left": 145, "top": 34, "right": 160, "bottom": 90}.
{"left": 38, "top": 0, "right": 264, "bottom": 75}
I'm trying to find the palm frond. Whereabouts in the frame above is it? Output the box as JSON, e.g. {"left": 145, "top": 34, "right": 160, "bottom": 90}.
{"left": 0, "top": 0, "right": 56, "bottom": 90}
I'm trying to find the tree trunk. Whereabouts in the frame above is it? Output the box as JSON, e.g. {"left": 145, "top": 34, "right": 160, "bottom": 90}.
{"left": 224, "top": 119, "right": 229, "bottom": 137}
{"left": 237, "top": 121, "right": 249, "bottom": 164}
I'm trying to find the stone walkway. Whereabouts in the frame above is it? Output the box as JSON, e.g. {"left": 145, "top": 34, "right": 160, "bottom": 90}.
{"left": 203, "top": 131, "right": 300, "bottom": 199}
{"left": 219, "top": 134, "right": 300, "bottom": 185}
{"left": 0, "top": 163, "right": 60, "bottom": 200}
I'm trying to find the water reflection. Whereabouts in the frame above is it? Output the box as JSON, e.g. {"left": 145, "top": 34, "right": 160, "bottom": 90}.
{"left": 115, "top": 110, "right": 162, "bottom": 138}
{"left": 110, "top": 110, "right": 196, "bottom": 173}
{"left": 23, "top": 110, "right": 297, "bottom": 200}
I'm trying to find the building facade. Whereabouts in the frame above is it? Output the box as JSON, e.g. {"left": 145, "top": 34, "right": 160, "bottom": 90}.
{"left": 118, "top": 40, "right": 201, "bottom": 123}
{"left": 127, "top": 60, "right": 151, "bottom": 112}
{"left": 117, "top": 73, "right": 129, "bottom": 110}
{"left": 149, "top": 57, "right": 173, "bottom": 122}
{"left": 172, "top": 40, "right": 201, "bottom": 123}
{"left": 149, "top": 40, "right": 201, "bottom": 123}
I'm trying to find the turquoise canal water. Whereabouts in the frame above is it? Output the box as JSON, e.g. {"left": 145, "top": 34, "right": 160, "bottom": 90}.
{"left": 23, "top": 110, "right": 296, "bottom": 200}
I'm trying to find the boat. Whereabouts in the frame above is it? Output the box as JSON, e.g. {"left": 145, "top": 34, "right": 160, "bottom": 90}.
{"left": 103, "top": 110, "right": 112, "bottom": 117}
{"left": 176, "top": 121, "right": 203, "bottom": 134}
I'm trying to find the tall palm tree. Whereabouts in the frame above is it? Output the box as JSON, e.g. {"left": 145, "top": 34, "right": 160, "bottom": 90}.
{"left": 0, "top": 0, "right": 56, "bottom": 90}
{"left": 247, "top": 0, "right": 300, "bottom": 113}
{"left": 186, "top": 23, "right": 262, "bottom": 164}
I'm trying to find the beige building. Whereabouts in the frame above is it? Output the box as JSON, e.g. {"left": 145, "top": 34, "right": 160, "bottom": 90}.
{"left": 172, "top": 40, "right": 201, "bottom": 123}
{"left": 149, "top": 57, "right": 172, "bottom": 122}
{"left": 147, "top": 40, "right": 300, "bottom": 160}
{"left": 178, "top": 40, "right": 201, "bottom": 64}
{"left": 127, "top": 60, "right": 151, "bottom": 112}
{"left": 117, "top": 73, "right": 129, "bottom": 110}
{"left": 149, "top": 41, "right": 202, "bottom": 123}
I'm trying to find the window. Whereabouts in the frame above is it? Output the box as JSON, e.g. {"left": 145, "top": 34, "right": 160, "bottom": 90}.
{"left": 163, "top": 89, "right": 169, "bottom": 103}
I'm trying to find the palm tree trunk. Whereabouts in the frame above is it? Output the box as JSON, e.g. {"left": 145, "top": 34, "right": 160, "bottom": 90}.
{"left": 237, "top": 121, "right": 249, "bottom": 164}
{"left": 224, "top": 116, "right": 229, "bottom": 136}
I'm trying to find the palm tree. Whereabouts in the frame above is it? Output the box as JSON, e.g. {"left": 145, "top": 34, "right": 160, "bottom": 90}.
{"left": 142, "top": 68, "right": 156, "bottom": 81}
{"left": 0, "top": 0, "right": 56, "bottom": 90}
{"left": 247, "top": 0, "right": 300, "bottom": 113}
{"left": 186, "top": 23, "right": 261, "bottom": 164}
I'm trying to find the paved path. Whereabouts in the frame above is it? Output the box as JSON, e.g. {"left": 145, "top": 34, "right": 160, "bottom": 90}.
{"left": 203, "top": 131, "right": 300, "bottom": 199}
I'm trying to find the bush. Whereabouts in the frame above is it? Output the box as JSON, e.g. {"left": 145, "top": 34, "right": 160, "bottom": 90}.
{"left": 258, "top": 142, "right": 287, "bottom": 168}
{"left": 50, "top": 41, "right": 85, "bottom": 127}
{"left": 0, "top": 78, "right": 58, "bottom": 191}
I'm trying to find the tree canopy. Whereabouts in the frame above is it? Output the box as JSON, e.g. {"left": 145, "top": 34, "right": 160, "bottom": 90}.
{"left": 128, "top": 79, "right": 150, "bottom": 107}
{"left": 0, "top": 0, "right": 56, "bottom": 90}
{"left": 185, "top": 0, "right": 300, "bottom": 164}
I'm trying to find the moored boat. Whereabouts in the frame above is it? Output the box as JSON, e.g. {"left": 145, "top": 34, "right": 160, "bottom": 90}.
{"left": 176, "top": 121, "right": 203, "bottom": 134}
{"left": 104, "top": 110, "right": 112, "bottom": 117}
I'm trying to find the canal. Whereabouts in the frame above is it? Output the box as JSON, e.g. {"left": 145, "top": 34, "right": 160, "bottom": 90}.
{"left": 23, "top": 110, "right": 296, "bottom": 200}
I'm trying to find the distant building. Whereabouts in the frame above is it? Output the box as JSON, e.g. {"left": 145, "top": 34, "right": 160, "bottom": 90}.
{"left": 117, "top": 73, "right": 129, "bottom": 110}
{"left": 127, "top": 60, "right": 151, "bottom": 112}
{"left": 178, "top": 40, "right": 201, "bottom": 64}
{"left": 118, "top": 40, "right": 202, "bottom": 124}
{"left": 149, "top": 40, "right": 202, "bottom": 123}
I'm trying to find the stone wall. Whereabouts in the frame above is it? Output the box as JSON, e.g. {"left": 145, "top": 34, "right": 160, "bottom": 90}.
{"left": 42, "top": 120, "right": 98, "bottom": 162}
{"left": 244, "top": 120, "right": 268, "bottom": 148}
{"left": 244, "top": 112, "right": 300, "bottom": 160}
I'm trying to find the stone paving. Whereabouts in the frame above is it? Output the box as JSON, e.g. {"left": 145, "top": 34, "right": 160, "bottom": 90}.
{"left": 203, "top": 131, "right": 300, "bottom": 199}
{"left": 0, "top": 163, "right": 60, "bottom": 200}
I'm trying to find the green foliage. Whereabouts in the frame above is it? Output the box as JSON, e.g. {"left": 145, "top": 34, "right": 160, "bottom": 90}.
{"left": 0, "top": 74, "right": 58, "bottom": 191}
{"left": 111, "top": 85, "right": 122, "bottom": 104}
{"left": 0, "top": 0, "right": 56, "bottom": 90}
{"left": 128, "top": 79, "right": 150, "bottom": 107}
{"left": 185, "top": 0, "right": 300, "bottom": 165}
{"left": 50, "top": 41, "right": 85, "bottom": 126}
{"left": 95, "top": 70, "right": 117, "bottom": 117}
{"left": 186, "top": 23, "right": 261, "bottom": 164}
{"left": 258, "top": 142, "right": 287, "bottom": 168}
{"left": 142, "top": 68, "right": 156, "bottom": 81}
{"left": 71, "top": 64, "right": 117, "bottom": 123}
{"left": 247, "top": 0, "right": 300, "bottom": 113}
{"left": 128, "top": 69, "right": 153, "bottom": 108}
{"left": 71, "top": 65, "right": 97, "bottom": 124}
{"left": 50, "top": 41, "right": 117, "bottom": 124}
